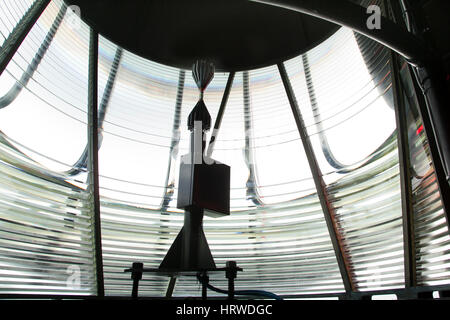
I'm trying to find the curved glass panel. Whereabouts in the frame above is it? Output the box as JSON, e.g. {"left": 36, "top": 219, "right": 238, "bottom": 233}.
{"left": 0, "top": 0, "right": 88, "bottom": 171}
{"left": 0, "top": 0, "right": 95, "bottom": 295}
{"left": 399, "top": 60, "right": 450, "bottom": 287}
{"left": 285, "top": 28, "right": 405, "bottom": 292}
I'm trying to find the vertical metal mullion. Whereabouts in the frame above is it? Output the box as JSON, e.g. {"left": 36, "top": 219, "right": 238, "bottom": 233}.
{"left": 87, "top": 29, "right": 104, "bottom": 297}
{"left": 0, "top": 0, "right": 51, "bottom": 76}
{"left": 390, "top": 51, "right": 417, "bottom": 288}
{"left": 277, "top": 62, "right": 355, "bottom": 293}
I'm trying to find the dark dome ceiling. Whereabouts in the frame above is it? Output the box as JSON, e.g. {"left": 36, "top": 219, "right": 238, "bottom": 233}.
{"left": 64, "top": 0, "right": 340, "bottom": 71}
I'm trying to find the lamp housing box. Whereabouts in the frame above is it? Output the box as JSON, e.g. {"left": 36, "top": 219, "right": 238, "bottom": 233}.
{"left": 177, "top": 155, "right": 230, "bottom": 217}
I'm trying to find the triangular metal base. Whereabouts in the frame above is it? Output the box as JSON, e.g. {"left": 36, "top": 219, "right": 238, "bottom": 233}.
{"left": 159, "top": 226, "right": 216, "bottom": 270}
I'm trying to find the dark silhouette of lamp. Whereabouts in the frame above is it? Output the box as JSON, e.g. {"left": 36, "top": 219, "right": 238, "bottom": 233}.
{"left": 159, "top": 60, "right": 230, "bottom": 271}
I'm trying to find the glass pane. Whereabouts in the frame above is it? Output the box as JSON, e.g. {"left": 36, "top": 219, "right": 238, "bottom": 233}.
{"left": 0, "top": 0, "right": 96, "bottom": 295}
{"left": 399, "top": 60, "right": 450, "bottom": 287}
{"left": 285, "top": 28, "right": 405, "bottom": 291}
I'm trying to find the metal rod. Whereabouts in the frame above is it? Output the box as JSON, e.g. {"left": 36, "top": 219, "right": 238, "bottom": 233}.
{"left": 277, "top": 62, "right": 355, "bottom": 293}
{"left": 198, "top": 272, "right": 208, "bottom": 300}
{"left": 206, "top": 72, "right": 235, "bottom": 157}
{"left": 0, "top": 3, "right": 67, "bottom": 109}
{"left": 87, "top": 29, "right": 104, "bottom": 297}
{"left": 390, "top": 51, "right": 417, "bottom": 288}
{"left": 165, "top": 276, "right": 177, "bottom": 299}
{"left": 130, "top": 262, "right": 143, "bottom": 299}
{"left": 0, "top": 0, "right": 51, "bottom": 76}
{"left": 249, "top": 0, "right": 427, "bottom": 65}
{"left": 226, "top": 261, "right": 238, "bottom": 300}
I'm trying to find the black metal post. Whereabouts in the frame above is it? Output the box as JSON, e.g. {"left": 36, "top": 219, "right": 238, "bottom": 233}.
{"left": 199, "top": 272, "right": 209, "bottom": 300}
{"left": 165, "top": 276, "right": 177, "bottom": 299}
{"left": 226, "top": 261, "right": 238, "bottom": 300}
{"left": 87, "top": 29, "right": 104, "bottom": 297}
{"left": 0, "top": 0, "right": 51, "bottom": 76}
{"left": 278, "top": 62, "right": 355, "bottom": 293}
{"left": 131, "top": 262, "right": 144, "bottom": 299}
